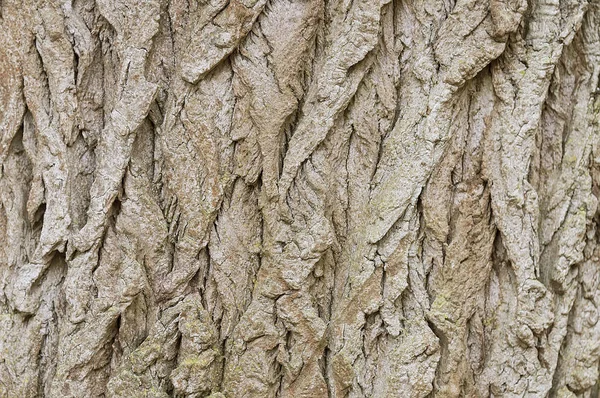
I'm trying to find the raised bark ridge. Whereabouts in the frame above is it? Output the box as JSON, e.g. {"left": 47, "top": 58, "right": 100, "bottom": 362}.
{"left": 1, "top": 0, "right": 600, "bottom": 397}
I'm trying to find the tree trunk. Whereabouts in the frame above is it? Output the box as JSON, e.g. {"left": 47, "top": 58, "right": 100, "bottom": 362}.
{"left": 1, "top": 0, "right": 600, "bottom": 397}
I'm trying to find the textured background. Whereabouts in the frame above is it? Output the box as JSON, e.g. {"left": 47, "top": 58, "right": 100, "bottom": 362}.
{"left": 1, "top": 0, "right": 600, "bottom": 396}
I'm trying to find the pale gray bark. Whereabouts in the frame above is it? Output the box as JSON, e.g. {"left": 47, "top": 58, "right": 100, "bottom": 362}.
{"left": 1, "top": 0, "right": 600, "bottom": 397}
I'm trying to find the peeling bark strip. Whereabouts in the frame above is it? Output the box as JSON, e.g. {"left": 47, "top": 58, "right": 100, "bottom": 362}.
{"left": 2, "top": 0, "right": 600, "bottom": 397}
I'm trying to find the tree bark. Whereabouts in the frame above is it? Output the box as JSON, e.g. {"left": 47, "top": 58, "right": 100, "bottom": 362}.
{"left": 1, "top": 0, "right": 600, "bottom": 397}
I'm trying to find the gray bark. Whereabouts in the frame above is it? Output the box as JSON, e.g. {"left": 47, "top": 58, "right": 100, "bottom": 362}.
{"left": 1, "top": 0, "right": 600, "bottom": 397}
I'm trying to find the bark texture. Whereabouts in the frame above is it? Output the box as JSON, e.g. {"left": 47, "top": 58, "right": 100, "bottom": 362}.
{"left": 1, "top": 0, "right": 600, "bottom": 397}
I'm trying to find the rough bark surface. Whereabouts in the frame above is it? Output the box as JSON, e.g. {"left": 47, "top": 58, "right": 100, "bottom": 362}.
{"left": 1, "top": 0, "right": 600, "bottom": 397}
